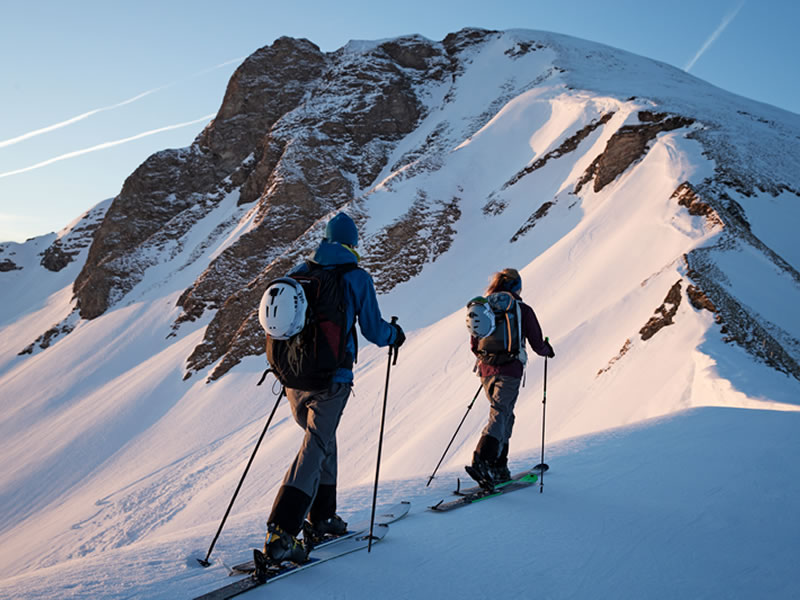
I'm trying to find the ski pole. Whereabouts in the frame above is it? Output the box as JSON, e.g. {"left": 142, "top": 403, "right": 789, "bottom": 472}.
{"left": 368, "top": 316, "right": 398, "bottom": 552}
{"left": 425, "top": 384, "right": 483, "bottom": 486}
{"left": 539, "top": 341, "right": 548, "bottom": 494}
{"left": 198, "top": 386, "right": 285, "bottom": 567}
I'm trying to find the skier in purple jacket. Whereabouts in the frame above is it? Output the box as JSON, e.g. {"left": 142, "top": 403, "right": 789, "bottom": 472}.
{"left": 467, "top": 268, "right": 554, "bottom": 487}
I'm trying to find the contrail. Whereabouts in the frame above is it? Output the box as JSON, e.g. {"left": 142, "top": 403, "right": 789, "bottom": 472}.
{"left": 0, "top": 88, "right": 164, "bottom": 149}
{"left": 685, "top": 0, "right": 746, "bottom": 72}
{"left": 0, "top": 56, "right": 244, "bottom": 149}
{"left": 0, "top": 114, "right": 215, "bottom": 179}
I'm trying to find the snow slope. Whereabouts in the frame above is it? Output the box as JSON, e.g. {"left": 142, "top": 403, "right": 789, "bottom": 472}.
{"left": 1, "top": 29, "right": 799, "bottom": 599}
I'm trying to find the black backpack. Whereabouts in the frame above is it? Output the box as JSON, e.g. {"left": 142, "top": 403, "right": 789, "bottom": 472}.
{"left": 265, "top": 262, "right": 358, "bottom": 391}
{"left": 475, "top": 292, "right": 526, "bottom": 366}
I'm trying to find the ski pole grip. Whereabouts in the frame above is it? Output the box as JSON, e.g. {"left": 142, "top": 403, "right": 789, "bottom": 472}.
{"left": 390, "top": 316, "right": 399, "bottom": 364}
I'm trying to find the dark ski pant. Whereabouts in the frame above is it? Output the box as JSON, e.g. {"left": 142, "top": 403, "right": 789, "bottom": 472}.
{"left": 268, "top": 382, "right": 351, "bottom": 535}
{"left": 479, "top": 374, "right": 521, "bottom": 459}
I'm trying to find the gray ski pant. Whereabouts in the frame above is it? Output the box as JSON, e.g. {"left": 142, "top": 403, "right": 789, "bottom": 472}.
{"left": 281, "top": 382, "right": 352, "bottom": 498}
{"left": 480, "top": 374, "right": 522, "bottom": 449}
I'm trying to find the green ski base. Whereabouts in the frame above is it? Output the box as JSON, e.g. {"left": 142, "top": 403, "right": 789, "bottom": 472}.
{"left": 429, "top": 468, "right": 542, "bottom": 512}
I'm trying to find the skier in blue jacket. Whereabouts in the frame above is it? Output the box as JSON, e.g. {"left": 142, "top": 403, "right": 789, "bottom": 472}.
{"left": 264, "top": 213, "right": 405, "bottom": 563}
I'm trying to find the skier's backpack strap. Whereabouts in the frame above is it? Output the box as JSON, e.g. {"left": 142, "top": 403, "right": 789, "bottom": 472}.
{"left": 516, "top": 300, "right": 527, "bottom": 366}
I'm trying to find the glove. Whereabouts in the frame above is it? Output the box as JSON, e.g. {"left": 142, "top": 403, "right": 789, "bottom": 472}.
{"left": 391, "top": 323, "right": 406, "bottom": 348}
{"left": 543, "top": 339, "right": 555, "bottom": 358}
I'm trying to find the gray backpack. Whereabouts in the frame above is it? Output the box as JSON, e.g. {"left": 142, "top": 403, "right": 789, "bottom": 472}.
{"left": 470, "top": 292, "right": 527, "bottom": 366}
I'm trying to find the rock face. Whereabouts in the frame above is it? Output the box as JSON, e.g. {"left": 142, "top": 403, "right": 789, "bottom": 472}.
{"left": 0, "top": 259, "right": 22, "bottom": 272}
{"left": 66, "top": 32, "right": 464, "bottom": 380}
{"left": 639, "top": 281, "right": 682, "bottom": 341}
{"left": 578, "top": 111, "right": 695, "bottom": 194}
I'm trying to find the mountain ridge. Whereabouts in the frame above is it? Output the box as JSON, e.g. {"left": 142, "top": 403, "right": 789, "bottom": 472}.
{"left": 2, "top": 27, "right": 798, "bottom": 384}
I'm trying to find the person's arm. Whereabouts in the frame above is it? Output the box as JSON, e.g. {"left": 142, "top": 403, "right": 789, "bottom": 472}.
{"left": 520, "top": 302, "right": 553, "bottom": 357}
{"left": 350, "top": 269, "right": 396, "bottom": 347}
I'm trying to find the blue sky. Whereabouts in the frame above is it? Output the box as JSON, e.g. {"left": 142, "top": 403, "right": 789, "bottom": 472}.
{"left": 1, "top": 0, "right": 798, "bottom": 243}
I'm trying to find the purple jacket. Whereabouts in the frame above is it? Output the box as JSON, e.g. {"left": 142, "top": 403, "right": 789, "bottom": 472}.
{"left": 471, "top": 295, "right": 549, "bottom": 378}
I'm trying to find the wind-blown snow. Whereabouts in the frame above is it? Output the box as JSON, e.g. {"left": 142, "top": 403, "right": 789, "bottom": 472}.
{"left": 1, "top": 29, "right": 799, "bottom": 599}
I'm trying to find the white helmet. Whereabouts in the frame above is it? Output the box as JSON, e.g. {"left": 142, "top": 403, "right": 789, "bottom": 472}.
{"left": 465, "top": 297, "right": 495, "bottom": 338}
{"left": 258, "top": 277, "right": 308, "bottom": 340}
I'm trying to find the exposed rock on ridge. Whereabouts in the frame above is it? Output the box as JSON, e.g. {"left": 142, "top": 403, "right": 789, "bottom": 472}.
{"left": 577, "top": 111, "right": 694, "bottom": 194}
{"left": 0, "top": 259, "right": 22, "bottom": 272}
{"left": 639, "top": 280, "right": 682, "bottom": 341}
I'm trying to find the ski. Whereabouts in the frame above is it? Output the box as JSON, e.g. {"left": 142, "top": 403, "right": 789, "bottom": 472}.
{"left": 429, "top": 465, "right": 548, "bottom": 513}
{"left": 193, "top": 525, "right": 389, "bottom": 600}
{"left": 454, "top": 464, "right": 549, "bottom": 498}
{"left": 193, "top": 502, "right": 409, "bottom": 600}
{"left": 229, "top": 500, "right": 409, "bottom": 574}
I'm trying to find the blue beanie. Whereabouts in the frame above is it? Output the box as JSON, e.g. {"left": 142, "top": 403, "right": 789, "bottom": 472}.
{"left": 500, "top": 268, "right": 522, "bottom": 292}
{"left": 325, "top": 213, "right": 359, "bottom": 247}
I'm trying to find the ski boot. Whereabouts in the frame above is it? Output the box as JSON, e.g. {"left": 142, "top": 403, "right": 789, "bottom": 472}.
{"left": 493, "top": 442, "right": 511, "bottom": 483}
{"left": 492, "top": 462, "right": 512, "bottom": 484}
{"left": 303, "top": 514, "right": 348, "bottom": 550}
{"left": 263, "top": 522, "right": 308, "bottom": 565}
{"left": 465, "top": 452, "right": 496, "bottom": 491}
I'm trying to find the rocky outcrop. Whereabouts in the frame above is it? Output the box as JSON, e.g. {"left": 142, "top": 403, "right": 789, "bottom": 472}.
{"left": 198, "top": 37, "right": 327, "bottom": 175}
{"left": 40, "top": 242, "right": 75, "bottom": 272}
{"left": 671, "top": 182, "right": 723, "bottom": 227}
{"left": 361, "top": 191, "right": 462, "bottom": 294}
{"left": 686, "top": 284, "right": 716, "bottom": 313}
{"left": 639, "top": 280, "right": 682, "bottom": 341}
{"left": 72, "top": 147, "right": 222, "bottom": 318}
{"left": 509, "top": 201, "right": 555, "bottom": 243}
{"left": 442, "top": 28, "right": 500, "bottom": 56}
{"left": 577, "top": 111, "right": 694, "bottom": 194}
{"left": 39, "top": 203, "right": 108, "bottom": 273}
{"left": 0, "top": 259, "right": 22, "bottom": 272}
{"left": 18, "top": 318, "right": 77, "bottom": 355}
{"left": 597, "top": 339, "right": 632, "bottom": 377}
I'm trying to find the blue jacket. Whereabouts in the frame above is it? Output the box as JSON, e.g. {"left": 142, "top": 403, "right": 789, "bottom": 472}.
{"left": 290, "top": 240, "right": 397, "bottom": 383}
